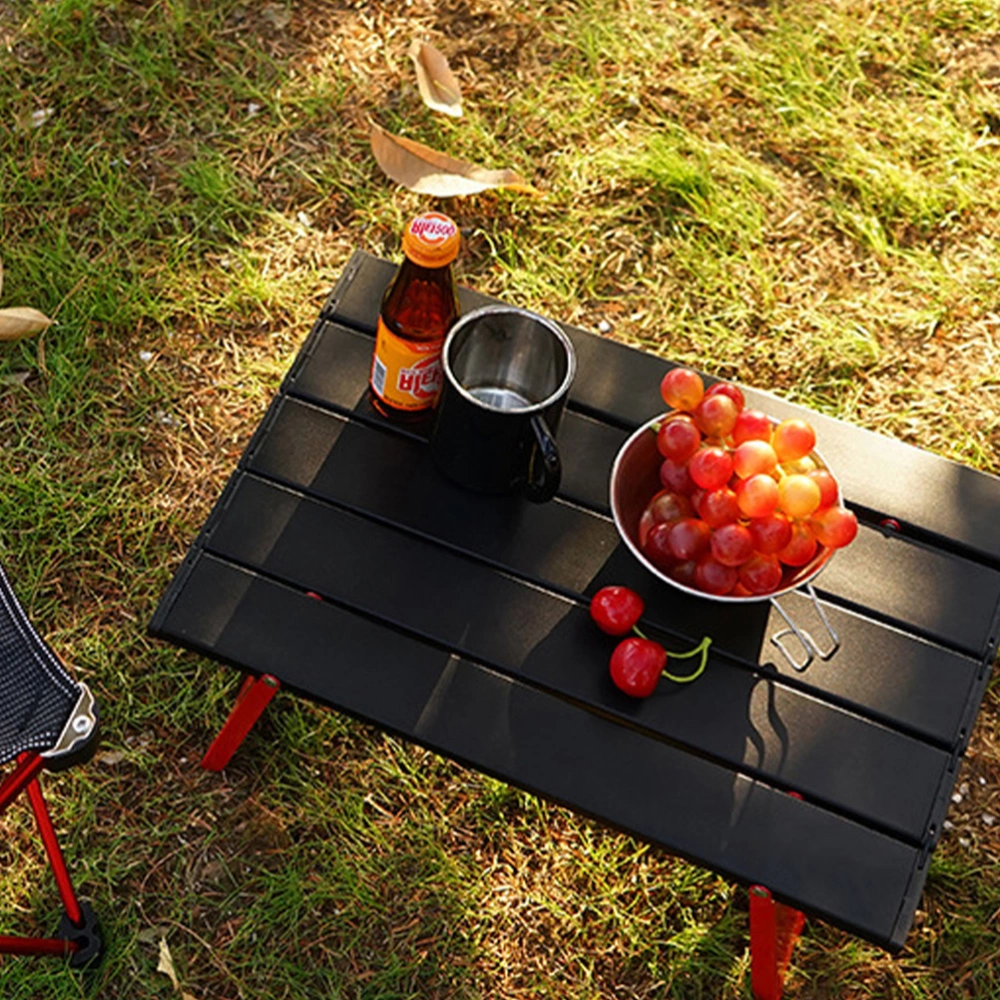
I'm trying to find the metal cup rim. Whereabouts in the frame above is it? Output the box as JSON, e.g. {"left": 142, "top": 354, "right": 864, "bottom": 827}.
{"left": 441, "top": 305, "right": 577, "bottom": 415}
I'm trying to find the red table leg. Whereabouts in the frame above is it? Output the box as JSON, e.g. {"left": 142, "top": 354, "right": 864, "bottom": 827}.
{"left": 750, "top": 885, "right": 806, "bottom": 1000}
{"left": 201, "top": 673, "right": 281, "bottom": 771}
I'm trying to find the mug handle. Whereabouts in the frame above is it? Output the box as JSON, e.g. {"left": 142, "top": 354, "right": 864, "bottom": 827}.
{"left": 524, "top": 415, "right": 561, "bottom": 502}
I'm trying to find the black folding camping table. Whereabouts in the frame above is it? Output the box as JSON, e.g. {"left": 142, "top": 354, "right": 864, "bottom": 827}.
{"left": 150, "top": 250, "right": 1000, "bottom": 960}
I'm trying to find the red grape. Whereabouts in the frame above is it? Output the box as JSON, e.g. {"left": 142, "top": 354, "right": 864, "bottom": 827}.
{"left": 644, "top": 522, "right": 677, "bottom": 572}
{"left": 811, "top": 505, "right": 858, "bottom": 548}
{"left": 772, "top": 418, "right": 816, "bottom": 463}
{"left": 748, "top": 512, "right": 793, "bottom": 554}
{"left": 736, "top": 474, "right": 779, "bottom": 518}
{"left": 704, "top": 382, "right": 746, "bottom": 412}
{"left": 660, "top": 368, "right": 704, "bottom": 412}
{"left": 640, "top": 490, "right": 694, "bottom": 545}
{"left": 808, "top": 469, "right": 839, "bottom": 510}
{"left": 777, "top": 522, "right": 818, "bottom": 567}
{"left": 739, "top": 554, "right": 784, "bottom": 594}
{"left": 670, "top": 559, "right": 698, "bottom": 587}
{"left": 667, "top": 517, "right": 712, "bottom": 561}
{"left": 660, "top": 458, "right": 696, "bottom": 495}
{"left": 777, "top": 474, "right": 821, "bottom": 518}
{"left": 710, "top": 523, "right": 755, "bottom": 567}
{"left": 689, "top": 446, "right": 734, "bottom": 490}
{"left": 657, "top": 414, "right": 702, "bottom": 463}
{"left": 732, "top": 439, "right": 778, "bottom": 479}
{"left": 648, "top": 490, "right": 695, "bottom": 525}
{"left": 697, "top": 487, "right": 740, "bottom": 528}
{"left": 732, "top": 409, "right": 772, "bottom": 445}
{"left": 694, "top": 556, "right": 738, "bottom": 595}
{"left": 692, "top": 393, "right": 739, "bottom": 439}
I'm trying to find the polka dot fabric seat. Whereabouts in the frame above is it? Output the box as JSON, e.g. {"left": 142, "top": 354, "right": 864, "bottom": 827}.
{"left": 0, "top": 563, "right": 81, "bottom": 767}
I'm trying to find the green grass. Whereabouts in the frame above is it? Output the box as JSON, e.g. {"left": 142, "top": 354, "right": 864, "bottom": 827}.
{"left": 1, "top": 0, "right": 999, "bottom": 996}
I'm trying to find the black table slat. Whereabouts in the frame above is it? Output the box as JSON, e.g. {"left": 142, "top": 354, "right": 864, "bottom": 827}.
{"left": 153, "top": 553, "right": 926, "bottom": 950}
{"left": 323, "top": 251, "right": 1000, "bottom": 563}
{"left": 245, "top": 395, "right": 998, "bottom": 707}
{"left": 285, "top": 321, "right": 1000, "bottom": 660}
{"left": 202, "top": 472, "right": 952, "bottom": 841}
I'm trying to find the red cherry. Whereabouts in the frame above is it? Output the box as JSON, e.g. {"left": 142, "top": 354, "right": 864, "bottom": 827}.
{"left": 589, "top": 586, "right": 645, "bottom": 636}
{"left": 609, "top": 636, "right": 667, "bottom": 698}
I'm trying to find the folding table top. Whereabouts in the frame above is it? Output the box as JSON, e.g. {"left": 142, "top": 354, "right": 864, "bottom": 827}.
{"left": 150, "top": 250, "right": 1000, "bottom": 952}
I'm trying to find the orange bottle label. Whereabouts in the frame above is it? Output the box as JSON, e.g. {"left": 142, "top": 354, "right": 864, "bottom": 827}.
{"left": 370, "top": 316, "right": 444, "bottom": 411}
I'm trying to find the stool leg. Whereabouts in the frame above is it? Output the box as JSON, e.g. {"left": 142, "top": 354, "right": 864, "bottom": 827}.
{"left": 201, "top": 673, "right": 280, "bottom": 771}
{"left": 24, "top": 764, "right": 83, "bottom": 927}
{"left": 750, "top": 885, "right": 805, "bottom": 1000}
{"left": 0, "top": 755, "right": 88, "bottom": 963}
{"left": 0, "top": 753, "right": 45, "bottom": 815}
{"left": 0, "top": 934, "right": 77, "bottom": 958}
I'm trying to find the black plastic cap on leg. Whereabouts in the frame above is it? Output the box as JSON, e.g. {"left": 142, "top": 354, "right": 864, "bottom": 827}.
{"left": 58, "top": 902, "right": 103, "bottom": 968}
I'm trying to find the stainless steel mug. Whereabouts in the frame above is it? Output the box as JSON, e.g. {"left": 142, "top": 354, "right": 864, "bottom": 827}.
{"left": 429, "top": 306, "right": 577, "bottom": 502}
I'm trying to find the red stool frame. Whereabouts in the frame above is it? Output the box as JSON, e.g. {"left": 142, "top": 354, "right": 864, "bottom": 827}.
{"left": 0, "top": 752, "right": 101, "bottom": 965}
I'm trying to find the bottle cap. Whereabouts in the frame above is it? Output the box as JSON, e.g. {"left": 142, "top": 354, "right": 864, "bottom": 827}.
{"left": 402, "top": 212, "right": 460, "bottom": 268}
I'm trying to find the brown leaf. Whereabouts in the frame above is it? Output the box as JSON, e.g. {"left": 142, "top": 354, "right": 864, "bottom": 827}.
{"left": 157, "top": 938, "right": 181, "bottom": 990}
{"left": 370, "top": 123, "right": 541, "bottom": 198}
{"left": 0, "top": 255, "right": 4, "bottom": 299}
{"left": 0, "top": 307, "right": 54, "bottom": 341}
{"left": 408, "top": 39, "right": 463, "bottom": 117}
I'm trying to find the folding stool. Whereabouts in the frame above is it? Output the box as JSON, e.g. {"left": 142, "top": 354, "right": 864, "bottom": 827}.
{"left": 0, "top": 563, "right": 102, "bottom": 966}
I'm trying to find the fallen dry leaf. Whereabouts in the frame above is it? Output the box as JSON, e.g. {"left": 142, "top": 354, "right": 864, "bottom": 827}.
{"left": 409, "top": 39, "right": 463, "bottom": 117}
{"left": 370, "top": 123, "right": 541, "bottom": 197}
{"left": 156, "top": 938, "right": 197, "bottom": 1000}
{"left": 0, "top": 306, "right": 54, "bottom": 341}
{"left": 157, "top": 938, "right": 180, "bottom": 990}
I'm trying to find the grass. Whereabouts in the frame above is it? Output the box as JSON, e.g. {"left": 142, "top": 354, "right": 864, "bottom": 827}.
{"left": 1, "top": 0, "right": 999, "bottom": 996}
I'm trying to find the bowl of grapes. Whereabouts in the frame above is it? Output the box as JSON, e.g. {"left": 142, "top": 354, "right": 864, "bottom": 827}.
{"left": 609, "top": 367, "right": 860, "bottom": 669}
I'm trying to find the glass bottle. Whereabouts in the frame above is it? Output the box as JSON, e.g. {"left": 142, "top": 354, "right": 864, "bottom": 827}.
{"left": 369, "top": 211, "right": 461, "bottom": 418}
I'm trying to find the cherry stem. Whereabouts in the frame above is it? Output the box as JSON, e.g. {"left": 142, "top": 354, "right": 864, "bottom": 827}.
{"left": 662, "top": 635, "right": 712, "bottom": 684}
{"left": 629, "top": 626, "right": 712, "bottom": 683}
